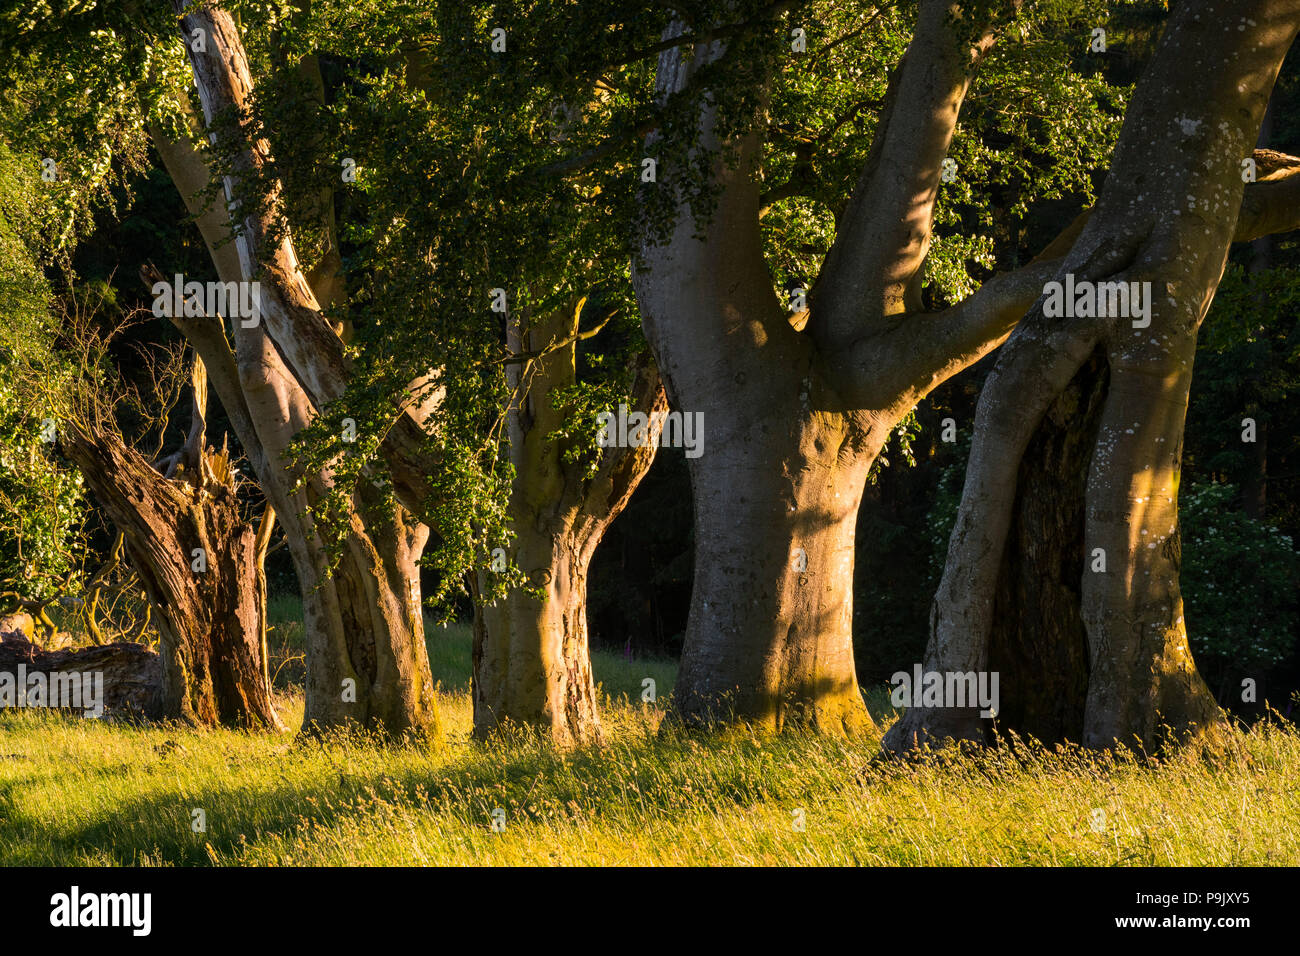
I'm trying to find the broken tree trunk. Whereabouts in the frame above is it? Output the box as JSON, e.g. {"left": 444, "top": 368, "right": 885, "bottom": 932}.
{"left": 0, "top": 631, "right": 163, "bottom": 718}
{"left": 62, "top": 415, "right": 282, "bottom": 729}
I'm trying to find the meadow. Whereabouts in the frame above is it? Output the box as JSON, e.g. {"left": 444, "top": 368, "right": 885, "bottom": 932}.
{"left": 2, "top": 607, "right": 1298, "bottom": 866}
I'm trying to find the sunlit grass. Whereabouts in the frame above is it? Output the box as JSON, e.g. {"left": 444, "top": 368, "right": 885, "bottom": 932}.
{"left": 2, "top": 619, "right": 1298, "bottom": 866}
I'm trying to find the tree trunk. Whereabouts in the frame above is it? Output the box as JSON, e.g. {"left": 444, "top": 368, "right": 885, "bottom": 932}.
{"left": 984, "top": 351, "right": 1109, "bottom": 743}
{"left": 288, "top": 489, "right": 438, "bottom": 735}
{"left": 472, "top": 301, "right": 664, "bottom": 746}
{"left": 0, "top": 633, "right": 163, "bottom": 719}
{"left": 474, "top": 527, "right": 601, "bottom": 745}
{"left": 886, "top": 0, "right": 1300, "bottom": 752}
{"left": 62, "top": 429, "right": 282, "bottom": 729}
{"left": 166, "top": 1, "right": 441, "bottom": 737}
{"left": 633, "top": 6, "right": 1023, "bottom": 736}
{"left": 672, "top": 402, "right": 877, "bottom": 734}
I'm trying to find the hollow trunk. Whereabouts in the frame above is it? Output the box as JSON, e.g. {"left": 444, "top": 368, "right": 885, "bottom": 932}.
{"left": 984, "top": 351, "right": 1109, "bottom": 743}
{"left": 63, "top": 429, "right": 281, "bottom": 729}
{"left": 886, "top": 0, "right": 1300, "bottom": 753}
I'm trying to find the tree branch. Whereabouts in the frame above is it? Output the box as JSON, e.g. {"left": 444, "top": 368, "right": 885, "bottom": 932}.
{"left": 1234, "top": 148, "right": 1300, "bottom": 242}
{"left": 813, "top": 0, "right": 1000, "bottom": 348}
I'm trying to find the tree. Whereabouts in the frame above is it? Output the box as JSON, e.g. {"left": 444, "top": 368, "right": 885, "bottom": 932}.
{"left": 887, "top": 0, "right": 1300, "bottom": 750}
{"left": 58, "top": 328, "right": 283, "bottom": 729}
{"left": 472, "top": 303, "right": 665, "bottom": 744}
{"left": 629, "top": 0, "right": 1117, "bottom": 732}
{"left": 152, "top": 1, "right": 442, "bottom": 734}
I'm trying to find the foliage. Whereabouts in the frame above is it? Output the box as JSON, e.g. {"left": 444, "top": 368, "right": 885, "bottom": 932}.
{"left": 0, "top": 141, "right": 87, "bottom": 603}
{"left": 1186, "top": 265, "right": 1300, "bottom": 513}
{"left": 1180, "top": 481, "right": 1299, "bottom": 692}
{"left": 0, "top": 374, "right": 86, "bottom": 604}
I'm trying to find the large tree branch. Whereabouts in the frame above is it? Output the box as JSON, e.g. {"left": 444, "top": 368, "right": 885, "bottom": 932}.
{"left": 812, "top": 1, "right": 1002, "bottom": 350}
{"left": 173, "top": 0, "right": 347, "bottom": 404}
{"left": 830, "top": 143, "right": 1300, "bottom": 410}
{"left": 1234, "top": 148, "right": 1300, "bottom": 241}
{"left": 149, "top": 111, "right": 243, "bottom": 285}
{"left": 169, "top": 0, "right": 441, "bottom": 519}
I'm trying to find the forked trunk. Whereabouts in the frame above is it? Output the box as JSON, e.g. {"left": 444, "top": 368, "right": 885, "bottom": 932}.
{"left": 472, "top": 303, "right": 663, "bottom": 746}
{"left": 886, "top": 0, "right": 1300, "bottom": 752}
{"left": 168, "top": 1, "right": 442, "bottom": 737}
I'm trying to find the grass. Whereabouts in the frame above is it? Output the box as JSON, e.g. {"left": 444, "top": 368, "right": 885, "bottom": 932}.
{"left": 2, "top": 604, "right": 1299, "bottom": 865}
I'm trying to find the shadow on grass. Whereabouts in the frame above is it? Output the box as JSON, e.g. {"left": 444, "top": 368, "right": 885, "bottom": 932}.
{"left": 3, "top": 711, "right": 876, "bottom": 865}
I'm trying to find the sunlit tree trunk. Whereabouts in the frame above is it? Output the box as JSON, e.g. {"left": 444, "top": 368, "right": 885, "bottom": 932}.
{"left": 161, "top": 0, "right": 440, "bottom": 735}
{"left": 63, "top": 366, "right": 281, "bottom": 728}
{"left": 473, "top": 300, "right": 665, "bottom": 745}
{"left": 886, "top": 0, "right": 1300, "bottom": 751}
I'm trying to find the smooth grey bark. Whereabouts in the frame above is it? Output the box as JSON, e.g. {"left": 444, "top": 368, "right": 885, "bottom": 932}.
{"left": 886, "top": 0, "right": 1300, "bottom": 752}
{"left": 633, "top": 3, "right": 1047, "bottom": 734}
{"left": 473, "top": 301, "right": 666, "bottom": 746}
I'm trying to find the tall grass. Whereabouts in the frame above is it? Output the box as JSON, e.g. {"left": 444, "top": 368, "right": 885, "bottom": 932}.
{"left": 1, "top": 596, "right": 1297, "bottom": 866}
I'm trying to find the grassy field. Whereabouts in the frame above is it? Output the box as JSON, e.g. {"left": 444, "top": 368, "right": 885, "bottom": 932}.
{"left": 2, "top": 616, "right": 1299, "bottom": 865}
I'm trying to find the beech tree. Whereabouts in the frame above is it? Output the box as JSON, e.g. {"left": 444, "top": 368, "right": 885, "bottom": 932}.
{"left": 162, "top": 2, "right": 445, "bottom": 734}
{"left": 469, "top": 303, "right": 664, "bottom": 745}
{"left": 3, "top": 4, "right": 449, "bottom": 734}
{"left": 504, "top": 0, "right": 1300, "bottom": 744}
{"left": 628, "top": 0, "right": 1120, "bottom": 732}
{"left": 887, "top": 0, "right": 1300, "bottom": 750}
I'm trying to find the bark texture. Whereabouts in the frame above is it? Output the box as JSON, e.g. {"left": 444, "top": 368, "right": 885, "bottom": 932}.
{"left": 473, "top": 301, "right": 666, "bottom": 745}
{"left": 886, "top": 0, "right": 1300, "bottom": 752}
{"left": 163, "top": 1, "right": 439, "bottom": 735}
{"left": 634, "top": 3, "right": 1030, "bottom": 734}
{"left": 62, "top": 427, "right": 280, "bottom": 728}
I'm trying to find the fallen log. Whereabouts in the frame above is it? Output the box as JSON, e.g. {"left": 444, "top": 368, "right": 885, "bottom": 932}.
{"left": 0, "top": 631, "right": 162, "bottom": 719}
